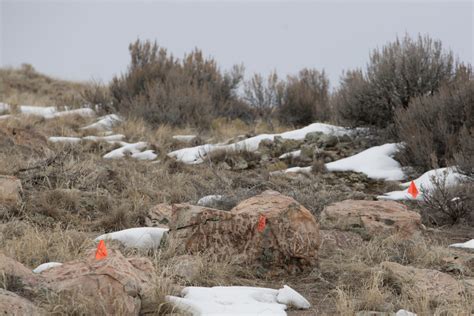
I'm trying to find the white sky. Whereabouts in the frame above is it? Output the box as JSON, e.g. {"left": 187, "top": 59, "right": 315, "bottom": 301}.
{"left": 1, "top": 0, "right": 473, "bottom": 87}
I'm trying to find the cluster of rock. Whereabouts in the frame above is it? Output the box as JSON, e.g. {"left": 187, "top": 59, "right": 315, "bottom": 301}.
{"left": 318, "top": 199, "right": 474, "bottom": 312}
{"left": 2, "top": 173, "right": 473, "bottom": 314}
{"left": 206, "top": 130, "right": 372, "bottom": 172}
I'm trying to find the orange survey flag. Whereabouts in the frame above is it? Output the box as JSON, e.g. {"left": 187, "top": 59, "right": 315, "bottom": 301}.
{"left": 257, "top": 214, "right": 266, "bottom": 232}
{"left": 407, "top": 181, "right": 419, "bottom": 199}
{"left": 95, "top": 240, "right": 108, "bottom": 260}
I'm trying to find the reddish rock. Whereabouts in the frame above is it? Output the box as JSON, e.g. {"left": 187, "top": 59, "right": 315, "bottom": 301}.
{"left": 40, "top": 249, "right": 154, "bottom": 315}
{"left": 0, "top": 289, "right": 42, "bottom": 315}
{"left": 169, "top": 190, "right": 320, "bottom": 271}
{"left": 381, "top": 261, "right": 465, "bottom": 304}
{"left": 320, "top": 200, "right": 422, "bottom": 238}
{"left": 145, "top": 203, "right": 172, "bottom": 228}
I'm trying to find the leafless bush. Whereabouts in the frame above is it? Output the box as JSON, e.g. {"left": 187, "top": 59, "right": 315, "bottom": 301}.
{"left": 422, "top": 175, "right": 473, "bottom": 225}
{"left": 333, "top": 34, "right": 456, "bottom": 127}
{"left": 395, "top": 70, "right": 473, "bottom": 171}
{"left": 277, "top": 68, "right": 329, "bottom": 126}
{"left": 81, "top": 80, "right": 114, "bottom": 114}
{"left": 243, "top": 72, "right": 283, "bottom": 129}
{"left": 110, "top": 40, "right": 251, "bottom": 129}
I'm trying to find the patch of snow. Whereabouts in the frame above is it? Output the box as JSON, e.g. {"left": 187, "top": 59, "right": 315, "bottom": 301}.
{"left": 449, "top": 239, "right": 474, "bottom": 249}
{"left": 276, "top": 143, "right": 404, "bottom": 181}
{"left": 14, "top": 105, "right": 94, "bottom": 119}
{"left": 81, "top": 114, "right": 121, "bottom": 131}
{"left": 173, "top": 135, "right": 197, "bottom": 142}
{"left": 166, "top": 285, "right": 310, "bottom": 316}
{"left": 82, "top": 134, "right": 125, "bottom": 143}
{"left": 377, "top": 167, "right": 466, "bottom": 200}
{"left": 48, "top": 136, "right": 82, "bottom": 143}
{"left": 325, "top": 143, "right": 404, "bottom": 181}
{"left": 20, "top": 105, "right": 57, "bottom": 118}
{"left": 169, "top": 122, "right": 352, "bottom": 164}
{"left": 33, "top": 262, "right": 63, "bottom": 273}
{"left": 197, "top": 195, "right": 224, "bottom": 206}
{"left": 103, "top": 141, "right": 148, "bottom": 159}
{"left": 52, "top": 108, "right": 95, "bottom": 118}
{"left": 95, "top": 227, "right": 169, "bottom": 249}
{"left": 271, "top": 166, "right": 312, "bottom": 176}
{"left": 396, "top": 310, "right": 417, "bottom": 316}
{"left": 131, "top": 149, "right": 158, "bottom": 160}
{"left": 276, "top": 285, "right": 311, "bottom": 309}
{"left": 0, "top": 114, "right": 12, "bottom": 120}
{"left": 279, "top": 150, "right": 301, "bottom": 159}
{"left": 49, "top": 134, "right": 126, "bottom": 144}
{"left": 0, "top": 103, "right": 9, "bottom": 112}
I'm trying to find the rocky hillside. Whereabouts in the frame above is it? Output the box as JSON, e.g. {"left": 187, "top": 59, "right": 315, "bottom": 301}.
{"left": 0, "top": 98, "right": 472, "bottom": 315}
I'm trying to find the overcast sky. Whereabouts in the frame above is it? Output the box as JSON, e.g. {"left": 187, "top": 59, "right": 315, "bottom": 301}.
{"left": 1, "top": 0, "right": 473, "bottom": 87}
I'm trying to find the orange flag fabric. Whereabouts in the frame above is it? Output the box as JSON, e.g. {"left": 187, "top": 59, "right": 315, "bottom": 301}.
{"left": 95, "top": 240, "right": 108, "bottom": 260}
{"left": 407, "top": 181, "right": 419, "bottom": 199}
{"left": 257, "top": 215, "right": 266, "bottom": 232}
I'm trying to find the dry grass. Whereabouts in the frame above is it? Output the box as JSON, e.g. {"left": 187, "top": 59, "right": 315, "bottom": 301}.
{"left": 0, "top": 222, "right": 93, "bottom": 268}
{"left": 1, "top": 72, "right": 473, "bottom": 314}
{"left": 0, "top": 65, "right": 87, "bottom": 107}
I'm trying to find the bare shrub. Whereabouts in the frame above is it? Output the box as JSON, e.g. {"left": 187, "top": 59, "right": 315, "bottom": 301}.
{"left": 395, "top": 71, "right": 473, "bottom": 171}
{"left": 81, "top": 80, "right": 114, "bottom": 114}
{"left": 277, "top": 68, "right": 329, "bottom": 126}
{"left": 333, "top": 34, "right": 456, "bottom": 127}
{"left": 110, "top": 40, "right": 251, "bottom": 129}
{"left": 454, "top": 127, "right": 474, "bottom": 177}
{"left": 421, "top": 175, "right": 473, "bottom": 225}
{"left": 243, "top": 72, "right": 283, "bottom": 129}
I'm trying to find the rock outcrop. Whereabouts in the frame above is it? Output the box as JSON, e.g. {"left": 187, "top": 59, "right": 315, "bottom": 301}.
{"left": 381, "top": 261, "right": 467, "bottom": 305}
{"left": 39, "top": 248, "right": 154, "bottom": 315}
{"left": 0, "top": 249, "right": 155, "bottom": 315}
{"left": 0, "top": 289, "right": 42, "bottom": 316}
{"left": 320, "top": 200, "right": 422, "bottom": 238}
{"left": 168, "top": 190, "right": 320, "bottom": 272}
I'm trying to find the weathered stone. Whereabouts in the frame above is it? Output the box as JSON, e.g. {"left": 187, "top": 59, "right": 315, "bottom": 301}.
{"left": 146, "top": 203, "right": 172, "bottom": 228}
{"left": 0, "top": 175, "right": 22, "bottom": 206}
{"left": 0, "top": 253, "right": 37, "bottom": 286}
{"left": 320, "top": 200, "right": 422, "bottom": 238}
{"left": 169, "top": 191, "right": 320, "bottom": 272}
{"left": 381, "top": 261, "right": 465, "bottom": 304}
{"left": 0, "top": 289, "right": 42, "bottom": 316}
{"left": 441, "top": 250, "right": 474, "bottom": 276}
{"left": 304, "top": 131, "right": 324, "bottom": 143}
{"left": 40, "top": 249, "right": 154, "bottom": 315}
{"left": 317, "top": 134, "right": 338, "bottom": 148}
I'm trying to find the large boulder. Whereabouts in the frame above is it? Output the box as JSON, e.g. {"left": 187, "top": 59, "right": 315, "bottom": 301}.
{"left": 320, "top": 200, "right": 422, "bottom": 238}
{"left": 145, "top": 203, "right": 172, "bottom": 228}
{"left": 0, "top": 289, "right": 42, "bottom": 315}
{"left": 168, "top": 190, "right": 320, "bottom": 272}
{"left": 0, "top": 253, "right": 37, "bottom": 286}
{"left": 0, "top": 175, "right": 22, "bottom": 206}
{"left": 40, "top": 248, "right": 154, "bottom": 315}
{"left": 381, "top": 261, "right": 466, "bottom": 305}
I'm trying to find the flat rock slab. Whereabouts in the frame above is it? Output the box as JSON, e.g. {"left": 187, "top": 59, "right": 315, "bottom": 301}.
{"left": 320, "top": 200, "right": 422, "bottom": 238}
